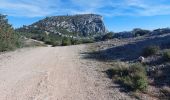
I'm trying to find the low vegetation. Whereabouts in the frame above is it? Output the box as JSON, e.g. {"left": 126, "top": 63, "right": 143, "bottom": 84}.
{"left": 18, "top": 28, "right": 95, "bottom": 46}
{"left": 132, "top": 28, "right": 150, "bottom": 37}
{"left": 163, "top": 50, "right": 170, "bottom": 61}
{"left": 102, "top": 32, "right": 114, "bottom": 41}
{"left": 142, "top": 45, "right": 160, "bottom": 57}
{"left": 61, "top": 37, "right": 71, "bottom": 46}
{"left": 107, "top": 62, "right": 148, "bottom": 91}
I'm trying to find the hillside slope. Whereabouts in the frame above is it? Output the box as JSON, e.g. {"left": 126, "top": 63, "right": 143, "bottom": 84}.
{"left": 86, "top": 33, "right": 170, "bottom": 99}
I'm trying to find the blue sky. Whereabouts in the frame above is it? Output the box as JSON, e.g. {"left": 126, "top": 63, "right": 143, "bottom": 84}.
{"left": 1, "top": 0, "right": 170, "bottom": 32}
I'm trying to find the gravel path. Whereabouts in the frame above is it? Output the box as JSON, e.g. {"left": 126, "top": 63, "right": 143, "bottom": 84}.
{"left": 0, "top": 45, "right": 133, "bottom": 100}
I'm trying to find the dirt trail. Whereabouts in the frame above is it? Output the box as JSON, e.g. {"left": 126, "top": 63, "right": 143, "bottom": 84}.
{"left": 0, "top": 45, "right": 132, "bottom": 100}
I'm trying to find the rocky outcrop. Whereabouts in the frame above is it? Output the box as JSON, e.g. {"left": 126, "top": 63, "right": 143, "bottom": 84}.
{"left": 19, "top": 14, "right": 107, "bottom": 37}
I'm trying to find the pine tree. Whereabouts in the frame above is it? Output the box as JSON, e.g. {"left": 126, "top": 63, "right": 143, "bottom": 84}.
{"left": 0, "top": 14, "right": 21, "bottom": 51}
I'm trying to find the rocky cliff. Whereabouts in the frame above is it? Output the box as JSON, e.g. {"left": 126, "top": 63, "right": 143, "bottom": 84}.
{"left": 19, "top": 14, "right": 107, "bottom": 37}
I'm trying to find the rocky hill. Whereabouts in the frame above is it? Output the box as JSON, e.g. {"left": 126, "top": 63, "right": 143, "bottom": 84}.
{"left": 18, "top": 14, "right": 107, "bottom": 37}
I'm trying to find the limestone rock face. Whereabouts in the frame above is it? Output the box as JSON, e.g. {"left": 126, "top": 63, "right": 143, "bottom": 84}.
{"left": 21, "top": 14, "right": 107, "bottom": 37}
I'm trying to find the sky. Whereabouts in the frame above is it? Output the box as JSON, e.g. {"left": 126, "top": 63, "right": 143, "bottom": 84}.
{"left": 1, "top": 0, "right": 170, "bottom": 32}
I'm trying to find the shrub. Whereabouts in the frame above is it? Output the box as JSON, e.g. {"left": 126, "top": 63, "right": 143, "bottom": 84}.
{"left": 51, "top": 41, "right": 60, "bottom": 47}
{"left": 142, "top": 45, "right": 160, "bottom": 57}
{"left": 106, "top": 62, "right": 129, "bottom": 78}
{"left": 61, "top": 37, "right": 71, "bottom": 46}
{"left": 44, "top": 38, "right": 61, "bottom": 47}
{"left": 163, "top": 50, "right": 170, "bottom": 61}
{"left": 71, "top": 39, "right": 82, "bottom": 45}
{"left": 81, "top": 39, "right": 94, "bottom": 44}
{"left": 132, "top": 28, "right": 150, "bottom": 37}
{"left": 102, "top": 32, "right": 114, "bottom": 40}
{"left": 107, "top": 62, "right": 148, "bottom": 91}
{"left": 128, "top": 63, "right": 148, "bottom": 91}
{"left": 44, "top": 39, "right": 52, "bottom": 45}
{"left": 94, "top": 36, "right": 103, "bottom": 42}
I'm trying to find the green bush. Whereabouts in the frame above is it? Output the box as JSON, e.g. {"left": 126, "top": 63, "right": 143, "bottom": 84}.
{"left": 61, "top": 37, "right": 71, "bottom": 46}
{"left": 132, "top": 28, "right": 150, "bottom": 37}
{"left": 107, "top": 62, "right": 148, "bottom": 91}
{"left": 71, "top": 39, "right": 82, "bottom": 45}
{"left": 51, "top": 41, "right": 60, "bottom": 47}
{"left": 102, "top": 32, "right": 114, "bottom": 40}
{"left": 81, "top": 39, "right": 94, "bottom": 44}
{"left": 128, "top": 63, "right": 148, "bottom": 91}
{"left": 142, "top": 45, "right": 160, "bottom": 57}
{"left": 44, "top": 38, "right": 60, "bottom": 47}
{"left": 163, "top": 50, "right": 170, "bottom": 61}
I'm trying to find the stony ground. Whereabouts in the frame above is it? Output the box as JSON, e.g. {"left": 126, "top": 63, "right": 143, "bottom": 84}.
{"left": 87, "top": 34, "right": 170, "bottom": 100}
{"left": 0, "top": 45, "right": 134, "bottom": 100}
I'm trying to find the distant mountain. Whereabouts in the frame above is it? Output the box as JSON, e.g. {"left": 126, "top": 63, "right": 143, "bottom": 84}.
{"left": 18, "top": 14, "right": 107, "bottom": 37}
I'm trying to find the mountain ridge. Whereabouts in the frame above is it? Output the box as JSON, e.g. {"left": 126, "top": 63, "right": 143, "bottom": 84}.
{"left": 18, "top": 14, "right": 108, "bottom": 37}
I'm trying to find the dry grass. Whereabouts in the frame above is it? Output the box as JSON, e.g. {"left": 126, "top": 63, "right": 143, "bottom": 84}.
{"left": 106, "top": 61, "right": 148, "bottom": 91}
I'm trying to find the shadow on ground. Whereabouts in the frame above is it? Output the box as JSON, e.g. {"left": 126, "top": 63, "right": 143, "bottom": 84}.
{"left": 82, "top": 35, "right": 170, "bottom": 62}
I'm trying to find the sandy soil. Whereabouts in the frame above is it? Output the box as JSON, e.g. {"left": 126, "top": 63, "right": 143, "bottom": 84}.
{"left": 0, "top": 45, "right": 133, "bottom": 100}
